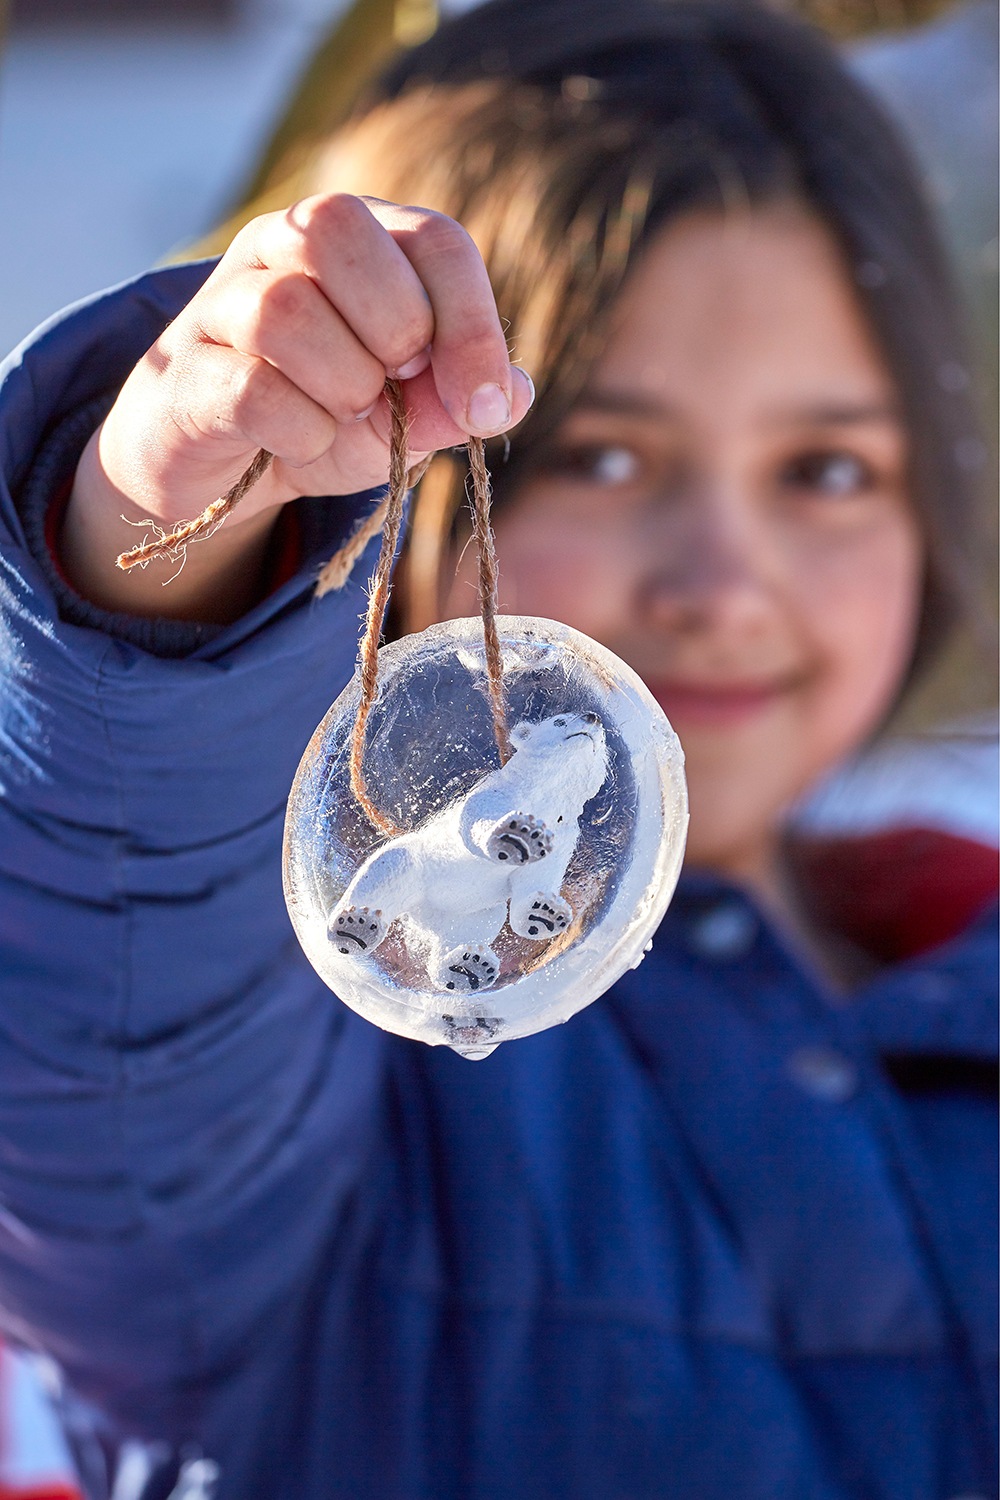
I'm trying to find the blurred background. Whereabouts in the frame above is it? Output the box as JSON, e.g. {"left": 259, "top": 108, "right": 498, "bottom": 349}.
{"left": 0, "top": 0, "right": 995, "bottom": 359}
{"left": 0, "top": 0, "right": 350, "bottom": 353}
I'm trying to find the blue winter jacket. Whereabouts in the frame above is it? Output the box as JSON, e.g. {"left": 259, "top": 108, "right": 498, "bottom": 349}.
{"left": 0, "top": 264, "right": 996, "bottom": 1500}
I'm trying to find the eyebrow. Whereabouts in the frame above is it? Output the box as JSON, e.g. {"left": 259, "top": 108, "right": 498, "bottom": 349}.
{"left": 572, "top": 390, "right": 901, "bottom": 427}
{"left": 573, "top": 390, "right": 676, "bottom": 420}
{"left": 766, "top": 401, "right": 901, "bottom": 427}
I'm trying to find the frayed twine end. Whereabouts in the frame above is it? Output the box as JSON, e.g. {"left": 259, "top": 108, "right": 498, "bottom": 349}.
{"left": 115, "top": 448, "right": 274, "bottom": 573}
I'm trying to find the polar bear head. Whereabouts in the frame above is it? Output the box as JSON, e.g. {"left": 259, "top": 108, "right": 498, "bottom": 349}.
{"left": 508, "top": 712, "right": 609, "bottom": 807}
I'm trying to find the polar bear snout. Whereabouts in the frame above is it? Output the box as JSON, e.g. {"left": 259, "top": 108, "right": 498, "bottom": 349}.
{"left": 510, "top": 711, "right": 605, "bottom": 755}
{"left": 563, "top": 711, "right": 602, "bottom": 743}
{"left": 547, "top": 710, "right": 603, "bottom": 743}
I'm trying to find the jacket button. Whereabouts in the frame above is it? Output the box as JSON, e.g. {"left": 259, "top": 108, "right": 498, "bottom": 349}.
{"left": 688, "top": 902, "right": 757, "bottom": 960}
{"left": 787, "top": 1046, "right": 859, "bottom": 1102}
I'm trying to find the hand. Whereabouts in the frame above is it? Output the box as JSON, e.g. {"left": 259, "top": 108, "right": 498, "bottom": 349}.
{"left": 61, "top": 193, "right": 534, "bottom": 620}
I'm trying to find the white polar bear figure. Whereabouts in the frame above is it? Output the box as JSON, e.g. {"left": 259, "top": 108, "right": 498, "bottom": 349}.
{"left": 328, "top": 711, "right": 609, "bottom": 995}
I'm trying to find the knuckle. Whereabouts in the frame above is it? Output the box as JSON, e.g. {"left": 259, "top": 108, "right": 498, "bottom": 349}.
{"left": 383, "top": 306, "right": 434, "bottom": 369}
{"left": 225, "top": 218, "right": 257, "bottom": 261}
{"left": 326, "top": 364, "right": 384, "bottom": 425}
{"left": 454, "top": 324, "right": 507, "bottom": 368}
{"left": 230, "top": 358, "right": 287, "bottom": 435}
{"left": 288, "top": 428, "right": 335, "bottom": 468}
{"left": 227, "top": 211, "right": 280, "bottom": 268}
{"left": 251, "top": 274, "right": 314, "bottom": 349}
{"left": 229, "top": 360, "right": 336, "bottom": 464}
{"left": 409, "top": 208, "right": 474, "bottom": 263}
{"left": 153, "top": 317, "right": 189, "bottom": 366}
{"left": 293, "top": 191, "right": 370, "bottom": 245}
{"left": 353, "top": 364, "right": 388, "bottom": 414}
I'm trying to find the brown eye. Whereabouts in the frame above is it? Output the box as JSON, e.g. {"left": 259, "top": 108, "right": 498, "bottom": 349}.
{"left": 542, "top": 444, "right": 641, "bottom": 485}
{"left": 780, "top": 450, "right": 875, "bottom": 497}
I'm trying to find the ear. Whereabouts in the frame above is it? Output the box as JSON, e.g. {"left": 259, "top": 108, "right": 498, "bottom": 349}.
{"left": 510, "top": 720, "right": 533, "bottom": 746}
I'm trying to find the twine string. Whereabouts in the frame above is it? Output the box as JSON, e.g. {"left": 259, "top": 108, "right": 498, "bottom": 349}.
{"left": 115, "top": 447, "right": 274, "bottom": 570}
{"left": 112, "top": 377, "right": 510, "bottom": 835}
{"left": 347, "top": 380, "right": 411, "bottom": 837}
{"left": 467, "top": 437, "right": 511, "bottom": 764}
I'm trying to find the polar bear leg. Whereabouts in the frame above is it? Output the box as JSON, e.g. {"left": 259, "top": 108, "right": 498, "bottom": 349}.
{"left": 327, "top": 841, "right": 419, "bottom": 957}
{"left": 508, "top": 890, "right": 573, "bottom": 941}
{"left": 427, "top": 901, "right": 506, "bottom": 993}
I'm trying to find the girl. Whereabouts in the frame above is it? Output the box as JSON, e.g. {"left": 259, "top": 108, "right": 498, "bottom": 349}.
{"left": 0, "top": 2, "right": 994, "bottom": 1496}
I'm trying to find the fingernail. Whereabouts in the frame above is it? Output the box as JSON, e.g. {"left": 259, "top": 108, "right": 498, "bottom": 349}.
{"left": 394, "top": 346, "right": 431, "bottom": 381}
{"left": 468, "top": 382, "right": 511, "bottom": 433}
{"left": 515, "top": 366, "right": 536, "bottom": 408}
{"left": 354, "top": 397, "right": 379, "bottom": 422}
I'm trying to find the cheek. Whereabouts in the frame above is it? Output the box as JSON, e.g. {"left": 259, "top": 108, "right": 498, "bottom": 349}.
{"left": 797, "top": 515, "right": 923, "bottom": 758}
{"left": 489, "top": 497, "right": 629, "bottom": 627}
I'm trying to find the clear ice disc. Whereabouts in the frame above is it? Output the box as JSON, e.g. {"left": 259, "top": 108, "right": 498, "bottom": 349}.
{"left": 283, "top": 616, "right": 687, "bottom": 1057}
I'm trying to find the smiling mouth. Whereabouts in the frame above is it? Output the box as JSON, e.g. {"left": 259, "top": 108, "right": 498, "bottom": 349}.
{"left": 649, "top": 678, "right": 797, "bottom": 727}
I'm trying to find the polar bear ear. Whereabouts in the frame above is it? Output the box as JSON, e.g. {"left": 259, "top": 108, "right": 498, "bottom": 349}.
{"left": 510, "top": 720, "right": 533, "bottom": 746}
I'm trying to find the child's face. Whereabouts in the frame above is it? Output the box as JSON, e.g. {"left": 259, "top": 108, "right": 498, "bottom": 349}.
{"left": 445, "top": 205, "right": 922, "bottom": 885}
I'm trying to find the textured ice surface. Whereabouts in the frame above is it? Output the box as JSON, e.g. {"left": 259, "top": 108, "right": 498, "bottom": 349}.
{"left": 283, "top": 616, "right": 687, "bottom": 1058}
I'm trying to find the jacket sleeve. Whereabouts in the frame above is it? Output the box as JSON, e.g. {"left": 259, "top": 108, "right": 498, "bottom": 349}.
{"left": 0, "top": 265, "right": 387, "bottom": 1421}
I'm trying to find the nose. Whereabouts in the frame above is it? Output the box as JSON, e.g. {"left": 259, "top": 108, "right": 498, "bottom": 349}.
{"left": 636, "top": 497, "right": 775, "bottom": 636}
{"left": 582, "top": 712, "right": 600, "bottom": 726}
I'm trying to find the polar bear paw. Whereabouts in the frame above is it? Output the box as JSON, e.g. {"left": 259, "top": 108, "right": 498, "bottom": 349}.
{"left": 509, "top": 892, "right": 573, "bottom": 941}
{"left": 329, "top": 905, "right": 387, "bottom": 956}
{"left": 438, "top": 945, "right": 501, "bottom": 994}
{"left": 486, "top": 814, "right": 554, "bottom": 866}
{"left": 441, "top": 1014, "right": 502, "bottom": 1044}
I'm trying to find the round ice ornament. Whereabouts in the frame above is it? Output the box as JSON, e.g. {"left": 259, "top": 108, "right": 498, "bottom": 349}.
{"left": 283, "top": 615, "right": 687, "bottom": 1059}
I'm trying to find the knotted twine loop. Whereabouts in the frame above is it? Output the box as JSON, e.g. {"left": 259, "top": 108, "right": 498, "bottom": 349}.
{"left": 114, "top": 378, "right": 510, "bottom": 837}
{"left": 347, "top": 381, "right": 511, "bottom": 836}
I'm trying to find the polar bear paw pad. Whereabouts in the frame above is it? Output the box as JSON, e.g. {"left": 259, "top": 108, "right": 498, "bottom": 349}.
{"left": 329, "top": 905, "right": 386, "bottom": 955}
{"left": 525, "top": 896, "right": 571, "bottom": 938}
{"left": 441, "top": 947, "right": 500, "bottom": 993}
{"left": 487, "top": 814, "right": 554, "bottom": 865}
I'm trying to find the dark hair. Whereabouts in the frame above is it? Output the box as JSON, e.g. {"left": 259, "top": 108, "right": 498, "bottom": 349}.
{"left": 322, "top": 0, "right": 984, "bottom": 687}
